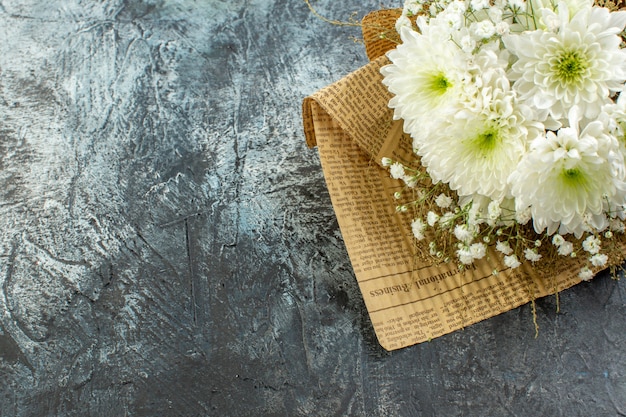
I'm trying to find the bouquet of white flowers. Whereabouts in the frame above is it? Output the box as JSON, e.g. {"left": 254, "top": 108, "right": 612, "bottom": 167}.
{"left": 381, "top": 0, "right": 626, "bottom": 279}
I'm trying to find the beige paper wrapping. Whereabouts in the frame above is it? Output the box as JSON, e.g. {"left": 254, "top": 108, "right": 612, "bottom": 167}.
{"left": 303, "top": 10, "right": 626, "bottom": 350}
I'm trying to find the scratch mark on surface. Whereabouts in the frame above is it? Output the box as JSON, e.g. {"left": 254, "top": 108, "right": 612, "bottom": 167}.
{"left": 158, "top": 211, "right": 202, "bottom": 229}
{"left": 134, "top": 229, "right": 180, "bottom": 282}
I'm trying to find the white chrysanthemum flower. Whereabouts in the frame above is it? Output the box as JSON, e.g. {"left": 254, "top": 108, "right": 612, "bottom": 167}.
{"left": 411, "top": 218, "right": 427, "bottom": 240}
{"left": 504, "top": 254, "right": 521, "bottom": 268}
{"left": 435, "top": 193, "right": 454, "bottom": 208}
{"left": 496, "top": 240, "right": 513, "bottom": 255}
{"left": 558, "top": 241, "right": 574, "bottom": 256}
{"left": 390, "top": 162, "right": 405, "bottom": 179}
{"left": 510, "top": 108, "right": 626, "bottom": 237}
{"left": 579, "top": 266, "right": 594, "bottom": 280}
{"left": 582, "top": 235, "right": 601, "bottom": 254}
{"left": 524, "top": 248, "right": 542, "bottom": 262}
{"left": 420, "top": 105, "right": 539, "bottom": 200}
{"left": 381, "top": 157, "right": 393, "bottom": 167}
{"left": 503, "top": 5, "right": 626, "bottom": 122}
{"left": 381, "top": 25, "right": 468, "bottom": 140}
{"left": 590, "top": 253, "right": 608, "bottom": 267}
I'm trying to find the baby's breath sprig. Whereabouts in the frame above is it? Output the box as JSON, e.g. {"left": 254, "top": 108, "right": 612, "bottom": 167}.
{"left": 384, "top": 154, "right": 626, "bottom": 278}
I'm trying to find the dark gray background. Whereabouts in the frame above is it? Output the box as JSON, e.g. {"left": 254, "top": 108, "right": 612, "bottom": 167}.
{"left": 1, "top": 0, "right": 625, "bottom": 416}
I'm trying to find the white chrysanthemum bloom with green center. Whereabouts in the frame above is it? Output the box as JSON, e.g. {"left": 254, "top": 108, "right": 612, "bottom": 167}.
{"left": 420, "top": 118, "right": 523, "bottom": 200}
{"left": 503, "top": 3, "right": 626, "bottom": 122}
{"left": 381, "top": 23, "right": 470, "bottom": 143}
{"left": 510, "top": 108, "right": 626, "bottom": 237}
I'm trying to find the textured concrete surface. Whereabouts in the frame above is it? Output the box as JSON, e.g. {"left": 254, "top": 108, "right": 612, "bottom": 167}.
{"left": 1, "top": 0, "right": 625, "bottom": 416}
